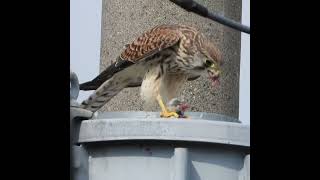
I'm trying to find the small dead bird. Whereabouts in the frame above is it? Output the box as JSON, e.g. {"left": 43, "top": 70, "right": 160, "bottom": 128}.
{"left": 167, "top": 98, "right": 190, "bottom": 118}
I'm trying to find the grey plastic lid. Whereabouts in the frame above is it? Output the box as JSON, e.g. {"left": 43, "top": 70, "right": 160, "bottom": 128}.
{"left": 95, "top": 111, "right": 240, "bottom": 123}
{"left": 78, "top": 112, "right": 249, "bottom": 147}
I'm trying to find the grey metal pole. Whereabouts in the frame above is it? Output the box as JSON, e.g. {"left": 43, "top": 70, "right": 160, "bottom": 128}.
{"left": 70, "top": 71, "right": 78, "bottom": 180}
{"left": 70, "top": 117, "right": 73, "bottom": 180}
{"left": 173, "top": 148, "right": 189, "bottom": 180}
{"left": 70, "top": 71, "right": 92, "bottom": 180}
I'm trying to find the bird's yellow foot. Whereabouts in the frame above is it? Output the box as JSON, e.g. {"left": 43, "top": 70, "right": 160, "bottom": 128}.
{"left": 160, "top": 111, "right": 179, "bottom": 118}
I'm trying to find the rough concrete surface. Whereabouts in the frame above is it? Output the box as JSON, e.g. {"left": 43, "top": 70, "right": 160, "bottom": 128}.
{"left": 99, "top": 0, "right": 241, "bottom": 118}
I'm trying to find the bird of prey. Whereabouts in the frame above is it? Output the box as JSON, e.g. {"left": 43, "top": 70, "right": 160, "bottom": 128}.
{"left": 79, "top": 24, "right": 222, "bottom": 118}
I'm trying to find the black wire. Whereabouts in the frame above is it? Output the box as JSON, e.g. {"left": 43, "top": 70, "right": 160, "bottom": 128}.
{"left": 169, "top": 0, "right": 250, "bottom": 34}
{"left": 208, "top": 11, "right": 250, "bottom": 34}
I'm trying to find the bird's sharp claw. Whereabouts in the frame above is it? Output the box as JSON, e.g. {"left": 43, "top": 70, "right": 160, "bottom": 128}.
{"left": 160, "top": 111, "right": 179, "bottom": 118}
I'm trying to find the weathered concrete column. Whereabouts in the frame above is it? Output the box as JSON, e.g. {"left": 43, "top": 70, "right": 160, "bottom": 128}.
{"left": 99, "top": 0, "right": 241, "bottom": 118}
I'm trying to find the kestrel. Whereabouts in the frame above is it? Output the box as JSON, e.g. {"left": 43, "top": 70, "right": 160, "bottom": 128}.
{"left": 79, "top": 24, "right": 222, "bottom": 118}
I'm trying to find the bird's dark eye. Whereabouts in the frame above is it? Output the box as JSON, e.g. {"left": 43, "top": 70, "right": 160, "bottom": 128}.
{"left": 205, "top": 60, "right": 213, "bottom": 67}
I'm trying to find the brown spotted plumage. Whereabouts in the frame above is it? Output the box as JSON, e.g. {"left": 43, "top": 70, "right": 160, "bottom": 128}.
{"left": 79, "top": 24, "right": 222, "bottom": 116}
{"left": 120, "top": 25, "right": 181, "bottom": 62}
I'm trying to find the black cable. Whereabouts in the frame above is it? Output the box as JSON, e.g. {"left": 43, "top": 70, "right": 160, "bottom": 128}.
{"left": 169, "top": 0, "right": 250, "bottom": 34}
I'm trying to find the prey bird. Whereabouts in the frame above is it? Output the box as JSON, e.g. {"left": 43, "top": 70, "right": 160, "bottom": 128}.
{"left": 166, "top": 98, "right": 190, "bottom": 118}
{"left": 79, "top": 24, "right": 222, "bottom": 118}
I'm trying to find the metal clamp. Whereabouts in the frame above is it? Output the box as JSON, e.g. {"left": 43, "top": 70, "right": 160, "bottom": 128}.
{"left": 70, "top": 71, "right": 93, "bottom": 142}
{"left": 70, "top": 71, "right": 91, "bottom": 180}
{"left": 70, "top": 71, "right": 80, "bottom": 102}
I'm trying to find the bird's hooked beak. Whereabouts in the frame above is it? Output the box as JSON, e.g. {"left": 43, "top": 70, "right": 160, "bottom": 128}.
{"left": 208, "top": 64, "right": 221, "bottom": 87}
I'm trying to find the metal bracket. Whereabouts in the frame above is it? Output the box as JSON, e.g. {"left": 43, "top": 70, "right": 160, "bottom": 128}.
{"left": 70, "top": 71, "right": 93, "bottom": 143}
{"left": 173, "top": 148, "right": 189, "bottom": 180}
{"left": 238, "top": 154, "right": 250, "bottom": 180}
{"left": 70, "top": 71, "right": 80, "bottom": 101}
{"left": 72, "top": 145, "right": 89, "bottom": 180}
{"left": 70, "top": 71, "right": 91, "bottom": 180}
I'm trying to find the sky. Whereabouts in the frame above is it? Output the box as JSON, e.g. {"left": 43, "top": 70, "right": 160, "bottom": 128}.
{"left": 239, "top": 0, "right": 250, "bottom": 124}
{"left": 70, "top": 0, "right": 250, "bottom": 125}
{"left": 70, "top": 0, "right": 101, "bottom": 103}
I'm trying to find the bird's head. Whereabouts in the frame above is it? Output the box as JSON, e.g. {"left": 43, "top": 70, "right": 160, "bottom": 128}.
{"left": 191, "top": 34, "right": 223, "bottom": 87}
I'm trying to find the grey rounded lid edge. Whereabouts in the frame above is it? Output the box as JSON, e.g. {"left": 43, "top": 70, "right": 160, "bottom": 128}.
{"left": 95, "top": 111, "right": 241, "bottom": 123}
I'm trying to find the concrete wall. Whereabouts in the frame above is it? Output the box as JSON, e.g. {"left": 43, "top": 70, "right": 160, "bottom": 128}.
{"left": 99, "top": 0, "right": 241, "bottom": 118}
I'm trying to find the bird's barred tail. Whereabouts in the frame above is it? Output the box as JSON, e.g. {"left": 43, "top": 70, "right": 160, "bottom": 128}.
{"left": 80, "top": 78, "right": 127, "bottom": 112}
{"left": 79, "top": 81, "right": 98, "bottom": 91}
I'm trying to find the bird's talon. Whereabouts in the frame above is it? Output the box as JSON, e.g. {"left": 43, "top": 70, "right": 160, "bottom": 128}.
{"left": 160, "top": 111, "right": 179, "bottom": 118}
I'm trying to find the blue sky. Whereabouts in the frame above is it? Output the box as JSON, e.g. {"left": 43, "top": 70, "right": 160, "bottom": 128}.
{"left": 70, "top": 0, "right": 250, "bottom": 124}
{"left": 239, "top": 0, "right": 250, "bottom": 124}
{"left": 70, "top": 0, "right": 101, "bottom": 103}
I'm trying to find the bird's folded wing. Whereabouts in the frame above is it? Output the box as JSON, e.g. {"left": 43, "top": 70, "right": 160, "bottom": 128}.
{"left": 120, "top": 24, "right": 181, "bottom": 62}
{"left": 80, "top": 24, "right": 182, "bottom": 91}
